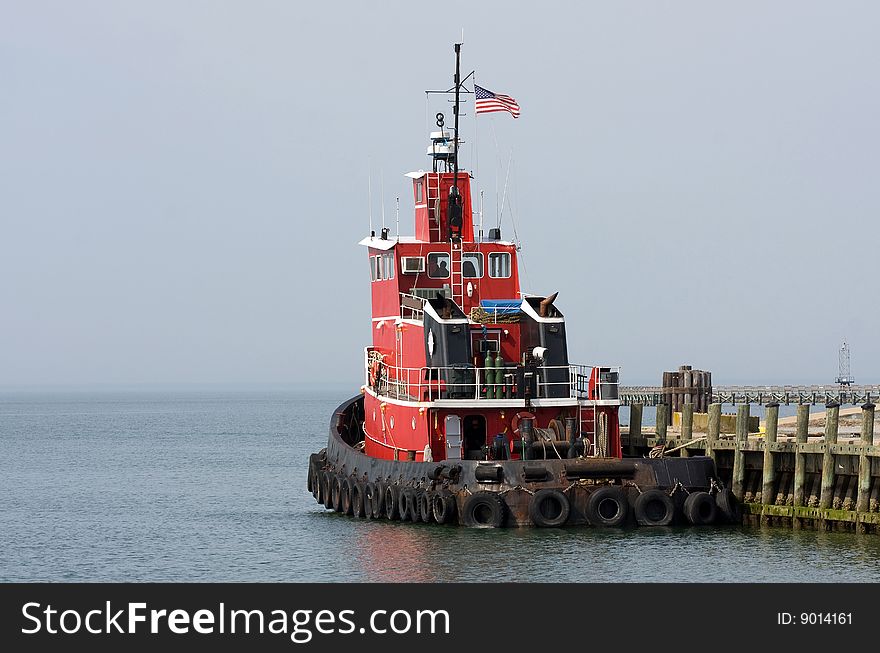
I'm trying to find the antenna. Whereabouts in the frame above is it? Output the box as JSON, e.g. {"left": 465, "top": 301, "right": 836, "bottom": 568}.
{"left": 380, "top": 169, "right": 386, "bottom": 231}
{"left": 479, "top": 189, "right": 484, "bottom": 242}
{"left": 368, "top": 167, "right": 373, "bottom": 236}
{"left": 395, "top": 197, "right": 400, "bottom": 242}
{"left": 837, "top": 341, "right": 853, "bottom": 386}
{"left": 498, "top": 149, "right": 513, "bottom": 228}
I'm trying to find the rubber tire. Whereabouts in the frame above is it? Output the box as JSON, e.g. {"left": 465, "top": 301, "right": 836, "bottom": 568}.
{"left": 715, "top": 488, "right": 742, "bottom": 524}
{"left": 307, "top": 453, "right": 322, "bottom": 494}
{"left": 340, "top": 477, "right": 354, "bottom": 516}
{"left": 312, "top": 464, "right": 323, "bottom": 504}
{"left": 432, "top": 489, "right": 457, "bottom": 525}
{"left": 420, "top": 491, "right": 434, "bottom": 523}
{"left": 398, "top": 488, "right": 413, "bottom": 522}
{"left": 587, "top": 486, "right": 629, "bottom": 527}
{"left": 634, "top": 489, "right": 675, "bottom": 527}
{"left": 529, "top": 489, "right": 570, "bottom": 527}
{"left": 385, "top": 484, "right": 402, "bottom": 520}
{"left": 330, "top": 474, "right": 345, "bottom": 512}
{"left": 351, "top": 482, "right": 366, "bottom": 518}
{"left": 321, "top": 471, "right": 334, "bottom": 509}
{"left": 684, "top": 491, "right": 717, "bottom": 525}
{"left": 409, "top": 489, "right": 424, "bottom": 523}
{"left": 462, "top": 491, "right": 507, "bottom": 528}
{"left": 373, "top": 482, "right": 387, "bottom": 519}
{"left": 364, "top": 482, "right": 380, "bottom": 519}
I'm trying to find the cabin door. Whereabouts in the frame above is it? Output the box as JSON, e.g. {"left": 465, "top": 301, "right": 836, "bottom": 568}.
{"left": 463, "top": 415, "right": 487, "bottom": 460}
{"left": 444, "top": 415, "right": 462, "bottom": 461}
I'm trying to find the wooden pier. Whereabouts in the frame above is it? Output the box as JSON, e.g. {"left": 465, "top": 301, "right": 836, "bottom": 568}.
{"left": 620, "top": 401, "right": 880, "bottom": 533}
{"left": 620, "top": 384, "right": 880, "bottom": 407}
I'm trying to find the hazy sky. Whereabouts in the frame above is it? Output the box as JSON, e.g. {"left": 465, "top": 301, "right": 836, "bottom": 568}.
{"left": 2, "top": 1, "right": 878, "bottom": 388}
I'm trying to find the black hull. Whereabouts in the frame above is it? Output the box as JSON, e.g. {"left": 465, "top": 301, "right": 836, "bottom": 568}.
{"left": 306, "top": 395, "right": 739, "bottom": 527}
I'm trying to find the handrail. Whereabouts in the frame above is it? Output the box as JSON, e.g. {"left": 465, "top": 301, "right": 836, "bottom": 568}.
{"left": 365, "top": 347, "right": 620, "bottom": 403}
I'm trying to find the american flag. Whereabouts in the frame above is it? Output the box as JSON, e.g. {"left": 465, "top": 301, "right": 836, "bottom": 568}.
{"left": 474, "top": 84, "right": 520, "bottom": 118}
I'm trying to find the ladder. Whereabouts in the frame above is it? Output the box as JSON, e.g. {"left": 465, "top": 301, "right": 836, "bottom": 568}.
{"left": 450, "top": 240, "right": 464, "bottom": 308}
{"left": 426, "top": 174, "right": 442, "bottom": 242}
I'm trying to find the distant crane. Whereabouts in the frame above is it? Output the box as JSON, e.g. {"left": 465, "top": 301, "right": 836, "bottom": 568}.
{"left": 836, "top": 341, "right": 854, "bottom": 386}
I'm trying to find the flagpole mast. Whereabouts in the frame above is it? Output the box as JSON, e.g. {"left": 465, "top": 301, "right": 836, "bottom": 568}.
{"left": 452, "top": 43, "right": 461, "bottom": 185}
{"left": 448, "top": 42, "right": 463, "bottom": 241}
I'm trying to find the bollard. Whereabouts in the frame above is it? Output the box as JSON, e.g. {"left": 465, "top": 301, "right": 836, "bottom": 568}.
{"left": 680, "top": 402, "right": 693, "bottom": 457}
{"left": 706, "top": 402, "right": 721, "bottom": 460}
{"left": 656, "top": 404, "right": 668, "bottom": 443}
{"left": 732, "top": 404, "right": 750, "bottom": 500}
{"left": 762, "top": 403, "right": 779, "bottom": 505}
{"left": 856, "top": 403, "right": 875, "bottom": 513}
{"left": 819, "top": 402, "right": 840, "bottom": 510}
{"left": 520, "top": 417, "right": 535, "bottom": 461}
{"left": 793, "top": 404, "right": 810, "bottom": 506}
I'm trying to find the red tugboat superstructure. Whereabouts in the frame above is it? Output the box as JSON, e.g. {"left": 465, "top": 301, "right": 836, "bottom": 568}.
{"left": 307, "top": 44, "right": 739, "bottom": 528}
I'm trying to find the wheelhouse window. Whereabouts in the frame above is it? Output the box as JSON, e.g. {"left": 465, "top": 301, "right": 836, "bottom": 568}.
{"left": 416, "top": 181, "right": 424, "bottom": 203}
{"left": 382, "top": 253, "right": 394, "bottom": 280}
{"left": 401, "top": 256, "right": 425, "bottom": 274}
{"left": 462, "top": 253, "right": 483, "bottom": 278}
{"left": 427, "top": 252, "right": 450, "bottom": 278}
{"left": 488, "top": 252, "right": 511, "bottom": 278}
{"left": 370, "top": 256, "right": 380, "bottom": 281}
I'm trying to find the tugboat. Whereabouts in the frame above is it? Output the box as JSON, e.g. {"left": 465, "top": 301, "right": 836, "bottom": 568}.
{"left": 306, "top": 44, "right": 739, "bottom": 528}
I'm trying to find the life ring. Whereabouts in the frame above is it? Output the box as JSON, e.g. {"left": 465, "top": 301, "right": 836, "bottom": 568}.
{"left": 633, "top": 489, "right": 675, "bottom": 527}
{"left": 510, "top": 411, "right": 536, "bottom": 435}
{"left": 529, "top": 489, "right": 570, "bottom": 527}
{"left": 432, "top": 489, "right": 457, "bottom": 524}
{"left": 586, "top": 486, "right": 629, "bottom": 527}
{"left": 715, "top": 488, "right": 742, "bottom": 524}
{"left": 462, "top": 491, "right": 507, "bottom": 528}
{"left": 683, "top": 491, "right": 717, "bottom": 525}
{"left": 509, "top": 411, "right": 536, "bottom": 455}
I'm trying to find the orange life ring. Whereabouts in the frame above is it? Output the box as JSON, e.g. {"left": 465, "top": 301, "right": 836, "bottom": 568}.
{"left": 510, "top": 411, "right": 536, "bottom": 436}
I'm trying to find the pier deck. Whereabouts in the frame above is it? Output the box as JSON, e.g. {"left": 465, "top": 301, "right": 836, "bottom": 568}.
{"left": 620, "top": 402, "right": 880, "bottom": 532}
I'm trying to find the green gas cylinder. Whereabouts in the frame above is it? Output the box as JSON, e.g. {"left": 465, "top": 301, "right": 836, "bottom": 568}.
{"left": 494, "top": 350, "right": 505, "bottom": 399}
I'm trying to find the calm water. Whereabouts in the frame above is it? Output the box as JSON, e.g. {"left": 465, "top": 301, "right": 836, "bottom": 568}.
{"left": 2, "top": 390, "right": 880, "bottom": 583}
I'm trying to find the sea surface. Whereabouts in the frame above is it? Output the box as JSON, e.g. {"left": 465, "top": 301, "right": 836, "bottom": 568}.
{"left": 2, "top": 390, "right": 880, "bottom": 583}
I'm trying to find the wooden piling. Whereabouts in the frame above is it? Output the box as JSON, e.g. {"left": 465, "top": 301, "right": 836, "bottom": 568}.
{"left": 856, "top": 403, "right": 875, "bottom": 513}
{"left": 706, "top": 402, "right": 721, "bottom": 461}
{"left": 819, "top": 402, "right": 840, "bottom": 510}
{"left": 656, "top": 404, "right": 668, "bottom": 443}
{"left": 629, "top": 403, "right": 643, "bottom": 438}
{"left": 762, "top": 403, "right": 779, "bottom": 505}
{"left": 732, "top": 404, "right": 750, "bottom": 499}
{"left": 680, "top": 402, "right": 693, "bottom": 457}
{"left": 628, "top": 403, "right": 643, "bottom": 457}
{"left": 793, "top": 404, "right": 810, "bottom": 507}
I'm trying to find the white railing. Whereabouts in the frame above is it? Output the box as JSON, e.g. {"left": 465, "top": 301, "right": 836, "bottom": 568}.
{"left": 365, "top": 348, "right": 620, "bottom": 403}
